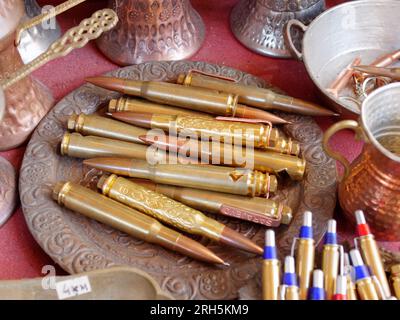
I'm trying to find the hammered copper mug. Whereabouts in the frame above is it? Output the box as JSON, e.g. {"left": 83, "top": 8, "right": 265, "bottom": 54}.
{"left": 323, "top": 83, "right": 400, "bottom": 241}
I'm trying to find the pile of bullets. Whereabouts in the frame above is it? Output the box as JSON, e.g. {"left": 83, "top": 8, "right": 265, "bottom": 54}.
{"left": 327, "top": 49, "right": 400, "bottom": 108}
{"left": 262, "top": 210, "right": 400, "bottom": 300}
{"left": 53, "top": 71, "right": 336, "bottom": 265}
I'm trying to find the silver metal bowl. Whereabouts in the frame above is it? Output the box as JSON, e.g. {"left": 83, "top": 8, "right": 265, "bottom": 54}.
{"left": 285, "top": 0, "right": 400, "bottom": 117}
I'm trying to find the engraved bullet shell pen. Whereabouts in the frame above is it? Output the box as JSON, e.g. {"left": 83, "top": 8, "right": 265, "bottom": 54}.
{"left": 130, "top": 179, "right": 292, "bottom": 227}
{"left": 350, "top": 249, "right": 379, "bottom": 300}
{"left": 177, "top": 72, "right": 338, "bottom": 117}
{"left": 86, "top": 77, "right": 289, "bottom": 124}
{"left": 84, "top": 157, "right": 277, "bottom": 197}
{"left": 52, "top": 182, "right": 226, "bottom": 265}
{"left": 262, "top": 230, "right": 280, "bottom": 300}
{"left": 322, "top": 219, "right": 340, "bottom": 300}
{"left": 308, "top": 270, "right": 325, "bottom": 300}
{"left": 391, "top": 264, "right": 400, "bottom": 299}
{"left": 98, "top": 175, "right": 263, "bottom": 255}
{"left": 354, "top": 210, "right": 391, "bottom": 298}
{"left": 344, "top": 252, "right": 358, "bottom": 300}
{"left": 280, "top": 256, "right": 299, "bottom": 300}
{"left": 140, "top": 134, "right": 306, "bottom": 181}
{"left": 111, "top": 112, "right": 300, "bottom": 156}
{"left": 295, "top": 211, "right": 315, "bottom": 300}
{"left": 332, "top": 275, "right": 347, "bottom": 300}
{"left": 68, "top": 113, "right": 148, "bottom": 145}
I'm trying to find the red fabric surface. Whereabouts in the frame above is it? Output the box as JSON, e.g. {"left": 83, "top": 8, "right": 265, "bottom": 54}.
{"left": 0, "top": 0, "right": 363, "bottom": 280}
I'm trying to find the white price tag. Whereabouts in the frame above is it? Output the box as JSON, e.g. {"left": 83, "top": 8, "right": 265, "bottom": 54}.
{"left": 55, "top": 276, "right": 92, "bottom": 300}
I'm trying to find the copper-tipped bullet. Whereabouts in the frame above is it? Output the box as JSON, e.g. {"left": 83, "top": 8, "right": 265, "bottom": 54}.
{"left": 235, "top": 105, "right": 290, "bottom": 124}
{"left": 352, "top": 65, "right": 400, "bottom": 81}
{"left": 219, "top": 226, "right": 263, "bottom": 255}
{"left": 111, "top": 112, "right": 153, "bottom": 129}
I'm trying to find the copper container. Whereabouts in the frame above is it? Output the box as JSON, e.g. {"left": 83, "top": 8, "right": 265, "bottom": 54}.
{"left": 230, "top": 0, "right": 325, "bottom": 58}
{"left": 323, "top": 83, "right": 400, "bottom": 241}
{"left": 97, "top": 0, "right": 205, "bottom": 65}
{"left": 0, "top": 0, "right": 54, "bottom": 150}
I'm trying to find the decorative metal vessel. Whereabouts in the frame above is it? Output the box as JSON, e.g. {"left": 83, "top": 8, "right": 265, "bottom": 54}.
{"left": 230, "top": 0, "right": 325, "bottom": 58}
{"left": 323, "top": 83, "right": 400, "bottom": 241}
{"left": 96, "top": 0, "right": 205, "bottom": 65}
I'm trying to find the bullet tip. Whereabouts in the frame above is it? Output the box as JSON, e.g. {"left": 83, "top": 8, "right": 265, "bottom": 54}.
{"left": 220, "top": 226, "right": 263, "bottom": 255}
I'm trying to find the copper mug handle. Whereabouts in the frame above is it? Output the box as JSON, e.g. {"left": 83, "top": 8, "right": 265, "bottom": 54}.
{"left": 323, "top": 120, "right": 364, "bottom": 180}
{"left": 284, "top": 19, "right": 308, "bottom": 61}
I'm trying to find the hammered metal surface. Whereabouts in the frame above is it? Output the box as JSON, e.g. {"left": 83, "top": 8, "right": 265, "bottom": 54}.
{"left": 0, "top": 157, "right": 17, "bottom": 227}
{"left": 19, "top": 61, "right": 337, "bottom": 300}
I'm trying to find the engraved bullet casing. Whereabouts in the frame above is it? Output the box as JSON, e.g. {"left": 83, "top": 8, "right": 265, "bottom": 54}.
{"left": 262, "top": 260, "right": 280, "bottom": 300}
{"left": 296, "top": 239, "right": 315, "bottom": 300}
{"left": 322, "top": 245, "right": 340, "bottom": 300}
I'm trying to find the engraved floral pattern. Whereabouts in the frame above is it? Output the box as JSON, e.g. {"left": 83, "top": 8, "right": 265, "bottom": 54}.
{"left": 0, "top": 157, "right": 17, "bottom": 226}
{"left": 20, "top": 61, "right": 337, "bottom": 299}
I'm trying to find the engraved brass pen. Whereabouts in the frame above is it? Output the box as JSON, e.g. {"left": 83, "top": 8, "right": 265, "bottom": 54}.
{"left": 111, "top": 112, "right": 300, "bottom": 156}
{"left": 85, "top": 77, "right": 289, "bottom": 123}
{"left": 140, "top": 134, "right": 306, "bottom": 181}
{"left": 350, "top": 249, "right": 379, "bottom": 300}
{"left": 354, "top": 210, "right": 391, "bottom": 298}
{"left": 279, "top": 256, "right": 299, "bottom": 300}
{"left": 130, "top": 179, "right": 292, "bottom": 227}
{"left": 321, "top": 219, "right": 340, "bottom": 300}
{"left": 52, "top": 182, "right": 226, "bottom": 265}
{"left": 83, "top": 157, "right": 277, "bottom": 197}
{"left": 98, "top": 175, "right": 263, "bottom": 255}
{"left": 262, "top": 230, "right": 280, "bottom": 300}
{"left": 295, "top": 211, "right": 315, "bottom": 300}
{"left": 176, "top": 71, "right": 338, "bottom": 117}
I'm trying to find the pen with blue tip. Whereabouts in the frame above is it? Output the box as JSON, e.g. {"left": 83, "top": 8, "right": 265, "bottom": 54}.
{"left": 262, "top": 230, "right": 280, "bottom": 300}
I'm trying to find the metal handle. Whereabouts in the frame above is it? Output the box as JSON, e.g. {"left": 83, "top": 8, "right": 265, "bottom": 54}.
{"left": 284, "top": 19, "right": 308, "bottom": 61}
{"left": 1, "top": 8, "right": 118, "bottom": 90}
{"left": 15, "top": 0, "right": 87, "bottom": 46}
{"left": 322, "top": 120, "right": 360, "bottom": 180}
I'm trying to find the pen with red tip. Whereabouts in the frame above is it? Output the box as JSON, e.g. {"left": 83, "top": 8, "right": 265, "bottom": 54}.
{"left": 354, "top": 210, "right": 391, "bottom": 298}
{"left": 308, "top": 270, "right": 325, "bottom": 300}
{"left": 332, "top": 275, "right": 347, "bottom": 300}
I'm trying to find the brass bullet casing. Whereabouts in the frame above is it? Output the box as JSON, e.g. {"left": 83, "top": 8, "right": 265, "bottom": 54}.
{"left": 177, "top": 72, "right": 338, "bottom": 117}
{"left": 60, "top": 132, "right": 167, "bottom": 163}
{"left": 68, "top": 113, "right": 147, "bottom": 145}
{"left": 356, "top": 278, "right": 379, "bottom": 300}
{"left": 116, "top": 112, "right": 300, "bottom": 156}
{"left": 321, "top": 245, "right": 340, "bottom": 300}
{"left": 84, "top": 158, "right": 277, "bottom": 197}
{"left": 284, "top": 286, "right": 300, "bottom": 300}
{"left": 52, "top": 182, "right": 225, "bottom": 265}
{"left": 108, "top": 97, "right": 213, "bottom": 118}
{"left": 262, "top": 260, "right": 280, "bottom": 300}
{"left": 296, "top": 239, "right": 315, "bottom": 300}
{"left": 346, "top": 275, "right": 358, "bottom": 300}
{"left": 391, "top": 264, "right": 400, "bottom": 299}
{"left": 140, "top": 134, "right": 306, "bottom": 181}
{"left": 87, "top": 77, "right": 240, "bottom": 117}
{"left": 359, "top": 235, "right": 391, "bottom": 298}
{"left": 98, "top": 175, "right": 263, "bottom": 255}
{"left": 131, "top": 179, "right": 292, "bottom": 227}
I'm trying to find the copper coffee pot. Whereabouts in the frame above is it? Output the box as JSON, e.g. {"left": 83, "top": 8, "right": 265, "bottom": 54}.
{"left": 323, "top": 83, "right": 400, "bottom": 241}
{"left": 96, "top": 0, "right": 205, "bottom": 65}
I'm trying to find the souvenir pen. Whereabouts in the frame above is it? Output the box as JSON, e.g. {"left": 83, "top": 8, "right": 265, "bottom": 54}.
{"left": 321, "top": 219, "right": 340, "bottom": 300}
{"left": 130, "top": 179, "right": 293, "bottom": 227}
{"left": 111, "top": 112, "right": 300, "bottom": 156}
{"left": 140, "top": 134, "right": 306, "bottom": 180}
{"left": 86, "top": 77, "right": 289, "bottom": 123}
{"left": 344, "top": 253, "right": 358, "bottom": 300}
{"left": 354, "top": 210, "right": 391, "bottom": 298}
{"left": 295, "top": 211, "right": 315, "bottom": 300}
{"left": 68, "top": 113, "right": 147, "bottom": 145}
{"left": 52, "top": 182, "right": 226, "bottom": 265}
{"left": 99, "top": 175, "right": 263, "bottom": 255}
{"left": 350, "top": 249, "right": 379, "bottom": 300}
{"left": 332, "top": 275, "right": 347, "bottom": 300}
{"left": 262, "top": 230, "right": 280, "bottom": 300}
{"left": 308, "top": 270, "right": 325, "bottom": 300}
{"left": 391, "top": 264, "right": 400, "bottom": 299}
{"left": 84, "top": 158, "right": 277, "bottom": 197}
{"left": 176, "top": 71, "right": 337, "bottom": 117}
{"left": 279, "top": 256, "right": 299, "bottom": 300}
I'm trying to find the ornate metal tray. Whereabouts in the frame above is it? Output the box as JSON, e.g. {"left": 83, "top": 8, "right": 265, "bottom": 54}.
{"left": 19, "top": 61, "right": 337, "bottom": 300}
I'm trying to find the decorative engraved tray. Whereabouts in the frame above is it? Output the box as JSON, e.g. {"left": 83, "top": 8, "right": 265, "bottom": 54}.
{"left": 19, "top": 61, "right": 337, "bottom": 300}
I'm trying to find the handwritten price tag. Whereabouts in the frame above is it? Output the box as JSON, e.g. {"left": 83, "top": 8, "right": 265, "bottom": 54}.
{"left": 55, "top": 276, "right": 92, "bottom": 300}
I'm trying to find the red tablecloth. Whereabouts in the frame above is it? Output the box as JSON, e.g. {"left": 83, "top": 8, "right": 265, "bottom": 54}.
{"left": 0, "top": 0, "right": 363, "bottom": 280}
